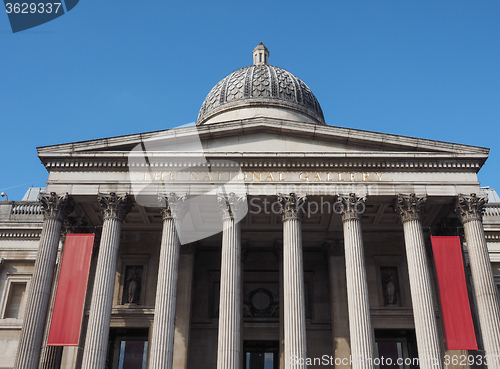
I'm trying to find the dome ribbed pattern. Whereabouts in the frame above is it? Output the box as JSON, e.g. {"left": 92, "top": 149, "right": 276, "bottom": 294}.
{"left": 197, "top": 65, "right": 325, "bottom": 125}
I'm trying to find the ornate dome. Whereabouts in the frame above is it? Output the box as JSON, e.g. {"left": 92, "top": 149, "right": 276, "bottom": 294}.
{"left": 197, "top": 43, "right": 325, "bottom": 125}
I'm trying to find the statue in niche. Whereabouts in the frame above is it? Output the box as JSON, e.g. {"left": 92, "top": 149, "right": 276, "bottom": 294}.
{"left": 124, "top": 266, "right": 142, "bottom": 304}
{"left": 381, "top": 267, "right": 399, "bottom": 306}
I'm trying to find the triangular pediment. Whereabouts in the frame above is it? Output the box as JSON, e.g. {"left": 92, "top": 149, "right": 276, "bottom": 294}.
{"left": 37, "top": 118, "right": 488, "bottom": 164}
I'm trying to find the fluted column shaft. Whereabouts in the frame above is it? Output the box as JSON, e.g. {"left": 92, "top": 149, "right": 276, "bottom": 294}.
{"left": 456, "top": 194, "right": 500, "bottom": 367}
{"left": 149, "top": 194, "right": 187, "bottom": 369}
{"left": 395, "top": 194, "right": 442, "bottom": 369}
{"left": 172, "top": 242, "right": 198, "bottom": 369}
{"left": 335, "top": 194, "right": 374, "bottom": 369}
{"left": 81, "top": 193, "right": 132, "bottom": 369}
{"left": 324, "top": 241, "right": 351, "bottom": 369}
{"left": 403, "top": 220, "right": 442, "bottom": 367}
{"left": 15, "top": 193, "right": 73, "bottom": 369}
{"left": 279, "top": 193, "right": 308, "bottom": 369}
{"left": 216, "top": 193, "right": 245, "bottom": 369}
{"left": 38, "top": 242, "right": 64, "bottom": 369}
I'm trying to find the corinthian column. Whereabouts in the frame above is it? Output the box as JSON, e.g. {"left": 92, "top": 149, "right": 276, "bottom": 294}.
{"left": 323, "top": 240, "right": 351, "bottom": 369}
{"left": 216, "top": 193, "right": 246, "bottom": 369}
{"left": 456, "top": 193, "right": 500, "bottom": 365}
{"left": 39, "top": 217, "right": 88, "bottom": 369}
{"left": 278, "top": 193, "right": 308, "bottom": 369}
{"left": 14, "top": 192, "right": 74, "bottom": 369}
{"left": 394, "top": 194, "right": 442, "bottom": 369}
{"left": 81, "top": 193, "right": 133, "bottom": 369}
{"left": 149, "top": 193, "right": 187, "bottom": 369}
{"left": 334, "top": 194, "right": 374, "bottom": 369}
{"left": 38, "top": 247, "right": 64, "bottom": 369}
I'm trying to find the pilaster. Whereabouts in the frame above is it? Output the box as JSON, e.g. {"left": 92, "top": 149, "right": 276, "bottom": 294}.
{"left": 173, "top": 242, "right": 199, "bottom": 369}
{"left": 323, "top": 240, "right": 351, "bottom": 369}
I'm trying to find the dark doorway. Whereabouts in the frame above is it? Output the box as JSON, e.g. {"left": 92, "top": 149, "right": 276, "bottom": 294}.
{"left": 107, "top": 328, "right": 149, "bottom": 369}
{"left": 244, "top": 341, "right": 279, "bottom": 369}
{"left": 375, "top": 330, "right": 419, "bottom": 369}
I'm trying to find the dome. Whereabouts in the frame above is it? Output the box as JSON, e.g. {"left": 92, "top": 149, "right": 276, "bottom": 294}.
{"left": 196, "top": 43, "right": 325, "bottom": 126}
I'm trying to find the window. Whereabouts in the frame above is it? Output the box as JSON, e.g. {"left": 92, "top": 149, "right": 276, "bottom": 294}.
{"left": 5, "top": 282, "right": 27, "bottom": 318}
{"left": 1, "top": 273, "right": 31, "bottom": 320}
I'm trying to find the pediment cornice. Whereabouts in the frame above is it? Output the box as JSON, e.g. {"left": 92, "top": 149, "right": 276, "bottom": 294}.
{"left": 37, "top": 118, "right": 488, "bottom": 173}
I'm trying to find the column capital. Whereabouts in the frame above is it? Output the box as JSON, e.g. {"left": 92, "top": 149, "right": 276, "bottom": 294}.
{"left": 394, "top": 194, "right": 427, "bottom": 223}
{"left": 277, "top": 193, "right": 307, "bottom": 222}
{"left": 97, "top": 193, "right": 133, "bottom": 221}
{"left": 159, "top": 193, "right": 188, "bottom": 221}
{"left": 322, "top": 240, "right": 344, "bottom": 257}
{"left": 217, "top": 193, "right": 247, "bottom": 220}
{"left": 455, "top": 193, "right": 488, "bottom": 224}
{"left": 334, "top": 193, "right": 366, "bottom": 222}
{"left": 40, "top": 192, "right": 74, "bottom": 221}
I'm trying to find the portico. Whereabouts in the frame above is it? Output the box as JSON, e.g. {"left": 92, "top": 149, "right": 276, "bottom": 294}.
{"left": 7, "top": 44, "right": 500, "bottom": 369}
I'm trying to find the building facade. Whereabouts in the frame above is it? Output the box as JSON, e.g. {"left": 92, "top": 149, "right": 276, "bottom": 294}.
{"left": 0, "top": 44, "right": 500, "bottom": 369}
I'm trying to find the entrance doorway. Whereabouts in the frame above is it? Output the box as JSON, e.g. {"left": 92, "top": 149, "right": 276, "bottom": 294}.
{"left": 375, "top": 330, "right": 419, "bottom": 369}
{"left": 244, "top": 341, "right": 279, "bottom": 369}
{"left": 107, "top": 328, "right": 149, "bottom": 369}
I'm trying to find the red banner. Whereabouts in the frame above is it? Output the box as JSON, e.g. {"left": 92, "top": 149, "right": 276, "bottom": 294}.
{"left": 431, "top": 236, "right": 477, "bottom": 350}
{"left": 47, "top": 234, "right": 94, "bottom": 346}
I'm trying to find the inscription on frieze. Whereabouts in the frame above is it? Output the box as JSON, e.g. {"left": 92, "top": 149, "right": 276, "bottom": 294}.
{"left": 136, "top": 171, "right": 385, "bottom": 183}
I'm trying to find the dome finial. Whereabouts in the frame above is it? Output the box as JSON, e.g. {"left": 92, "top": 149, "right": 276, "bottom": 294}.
{"left": 253, "top": 42, "right": 269, "bottom": 66}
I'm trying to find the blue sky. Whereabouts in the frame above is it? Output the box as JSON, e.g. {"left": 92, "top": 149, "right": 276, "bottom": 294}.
{"left": 1, "top": 1, "right": 499, "bottom": 200}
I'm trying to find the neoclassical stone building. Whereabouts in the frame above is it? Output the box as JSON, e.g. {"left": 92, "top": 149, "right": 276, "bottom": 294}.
{"left": 0, "top": 43, "right": 500, "bottom": 369}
